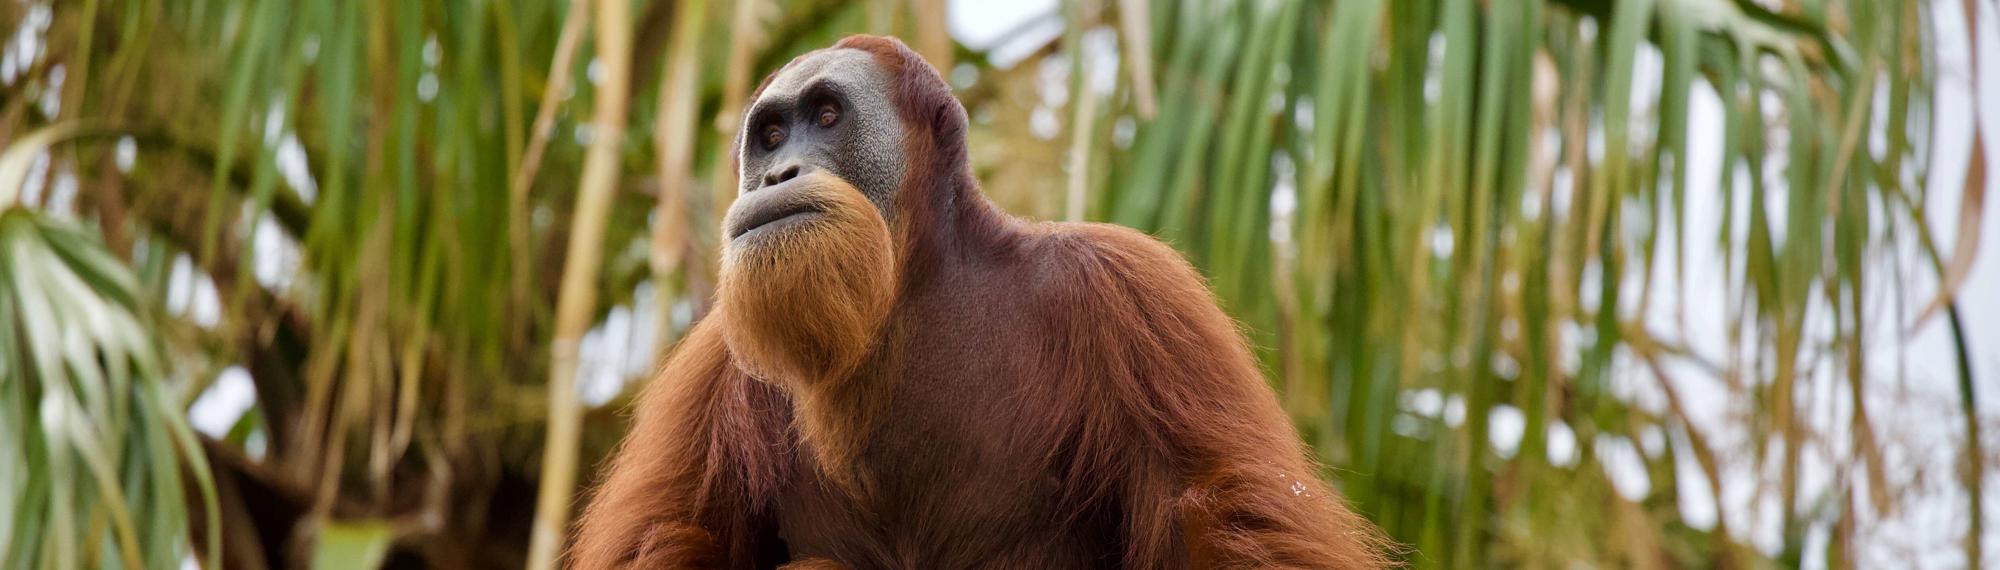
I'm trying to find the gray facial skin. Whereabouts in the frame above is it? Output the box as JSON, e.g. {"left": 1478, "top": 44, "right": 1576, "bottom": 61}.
{"left": 736, "top": 49, "right": 907, "bottom": 219}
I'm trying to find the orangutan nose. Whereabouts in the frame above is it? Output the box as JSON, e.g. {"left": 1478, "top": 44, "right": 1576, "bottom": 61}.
{"left": 762, "top": 162, "right": 812, "bottom": 189}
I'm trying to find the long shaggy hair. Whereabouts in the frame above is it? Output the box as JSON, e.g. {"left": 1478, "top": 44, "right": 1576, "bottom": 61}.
{"left": 716, "top": 172, "right": 895, "bottom": 387}
{"left": 570, "top": 35, "right": 1395, "bottom": 570}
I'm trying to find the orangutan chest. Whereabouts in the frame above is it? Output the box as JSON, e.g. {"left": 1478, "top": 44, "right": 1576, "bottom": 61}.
{"left": 769, "top": 341, "right": 1117, "bottom": 567}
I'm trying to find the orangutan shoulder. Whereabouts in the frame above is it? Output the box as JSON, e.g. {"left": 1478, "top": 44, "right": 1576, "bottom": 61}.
{"left": 1018, "top": 221, "right": 1216, "bottom": 320}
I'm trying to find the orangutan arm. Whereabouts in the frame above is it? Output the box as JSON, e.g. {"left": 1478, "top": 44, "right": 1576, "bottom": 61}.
{"left": 569, "top": 325, "right": 788, "bottom": 569}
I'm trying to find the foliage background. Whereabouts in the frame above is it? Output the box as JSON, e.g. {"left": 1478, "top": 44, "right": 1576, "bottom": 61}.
{"left": 1, "top": 0, "right": 1996, "bottom": 568}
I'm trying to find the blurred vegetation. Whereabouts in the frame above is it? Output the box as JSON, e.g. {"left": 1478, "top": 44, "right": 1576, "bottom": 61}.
{"left": 0, "top": 0, "right": 1989, "bottom": 568}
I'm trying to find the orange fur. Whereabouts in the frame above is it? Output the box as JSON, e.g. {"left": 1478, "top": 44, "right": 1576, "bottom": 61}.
{"left": 570, "top": 35, "right": 1393, "bottom": 570}
{"left": 1025, "top": 223, "right": 1394, "bottom": 569}
{"left": 568, "top": 327, "right": 789, "bottom": 568}
{"left": 716, "top": 171, "right": 894, "bottom": 387}
{"left": 715, "top": 171, "right": 896, "bottom": 488}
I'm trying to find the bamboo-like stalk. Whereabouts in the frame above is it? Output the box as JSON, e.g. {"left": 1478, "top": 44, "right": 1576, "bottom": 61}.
{"left": 703, "top": 0, "right": 765, "bottom": 297}
{"left": 1065, "top": 57, "right": 1099, "bottom": 222}
{"left": 869, "top": 0, "right": 899, "bottom": 35}
{"left": 1114, "top": 0, "right": 1156, "bottom": 119}
{"left": 716, "top": 0, "right": 764, "bottom": 174}
{"left": 510, "top": 0, "right": 590, "bottom": 345}
{"left": 510, "top": 0, "right": 590, "bottom": 199}
{"left": 910, "top": 0, "right": 950, "bottom": 71}
{"left": 651, "top": 0, "right": 709, "bottom": 359}
{"left": 525, "top": 0, "right": 632, "bottom": 567}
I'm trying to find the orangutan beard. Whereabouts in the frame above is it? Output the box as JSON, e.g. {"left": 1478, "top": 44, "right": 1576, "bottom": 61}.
{"left": 716, "top": 171, "right": 896, "bottom": 388}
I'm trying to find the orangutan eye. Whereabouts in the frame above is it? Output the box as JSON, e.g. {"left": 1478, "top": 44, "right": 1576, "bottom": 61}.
{"left": 815, "top": 103, "right": 840, "bottom": 128}
{"left": 761, "top": 124, "right": 786, "bottom": 150}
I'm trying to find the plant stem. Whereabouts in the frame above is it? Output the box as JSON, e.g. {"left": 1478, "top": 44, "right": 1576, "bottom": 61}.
{"left": 525, "top": 0, "right": 632, "bottom": 567}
